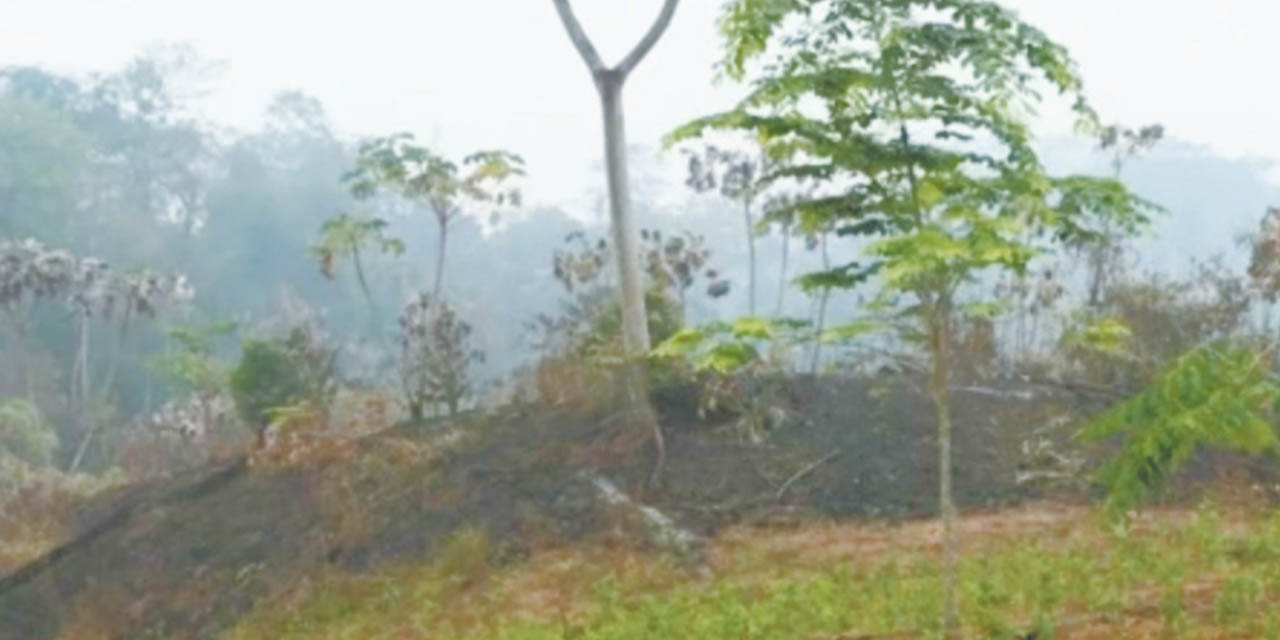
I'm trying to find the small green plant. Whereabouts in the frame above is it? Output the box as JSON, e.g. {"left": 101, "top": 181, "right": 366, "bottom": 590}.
{"left": 529, "top": 228, "right": 720, "bottom": 413}
{"left": 282, "top": 325, "right": 340, "bottom": 414}
{"left": 1215, "top": 575, "right": 1262, "bottom": 627}
{"left": 654, "top": 317, "right": 805, "bottom": 443}
{"left": 433, "top": 527, "right": 492, "bottom": 585}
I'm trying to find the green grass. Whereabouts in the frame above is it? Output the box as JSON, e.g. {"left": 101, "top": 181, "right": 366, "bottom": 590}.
{"left": 225, "top": 505, "right": 1280, "bottom": 640}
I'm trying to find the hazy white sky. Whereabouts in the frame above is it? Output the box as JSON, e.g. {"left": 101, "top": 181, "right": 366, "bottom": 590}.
{"left": 3, "top": 0, "right": 1278, "bottom": 207}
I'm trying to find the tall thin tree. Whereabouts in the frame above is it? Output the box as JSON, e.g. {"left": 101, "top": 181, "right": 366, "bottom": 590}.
{"left": 683, "top": 146, "right": 766, "bottom": 316}
{"left": 671, "top": 1, "right": 1160, "bottom": 633}
{"left": 553, "top": 0, "right": 680, "bottom": 486}
{"left": 552, "top": 0, "right": 679, "bottom": 356}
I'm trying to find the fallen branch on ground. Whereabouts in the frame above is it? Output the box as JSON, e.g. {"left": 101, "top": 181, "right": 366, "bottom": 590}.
{"left": 776, "top": 449, "right": 842, "bottom": 501}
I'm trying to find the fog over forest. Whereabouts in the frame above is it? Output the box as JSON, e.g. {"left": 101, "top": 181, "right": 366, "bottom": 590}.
{"left": 3, "top": 3, "right": 1280, "bottom": 639}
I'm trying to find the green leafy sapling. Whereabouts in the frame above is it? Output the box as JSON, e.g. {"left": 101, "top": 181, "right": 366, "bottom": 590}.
{"left": 670, "top": 0, "right": 1161, "bottom": 631}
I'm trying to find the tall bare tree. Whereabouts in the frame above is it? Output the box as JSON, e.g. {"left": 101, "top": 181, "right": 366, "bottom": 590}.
{"left": 682, "top": 146, "right": 766, "bottom": 316}
{"left": 552, "top": 0, "right": 679, "bottom": 356}
{"left": 553, "top": 0, "right": 680, "bottom": 486}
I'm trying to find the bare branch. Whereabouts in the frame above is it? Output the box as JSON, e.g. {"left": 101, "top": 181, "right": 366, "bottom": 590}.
{"left": 775, "top": 449, "right": 841, "bottom": 501}
{"left": 552, "top": 0, "right": 606, "bottom": 73}
{"left": 617, "top": 0, "right": 680, "bottom": 77}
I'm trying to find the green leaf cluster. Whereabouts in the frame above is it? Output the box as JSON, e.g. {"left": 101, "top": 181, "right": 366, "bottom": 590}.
{"left": 672, "top": 0, "right": 1162, "bottom": 312}
{"left": 344, "top": 133, "right": 524, "bottom": 216}
{"left": 309, "top": 214, "right": 404, "bottom": 278}
{"left": 148, "top": 319, "right": 238, "bottom": 393}
{"left": 1079, "top": 342, "right": 1280, "bottom": 514}
{"left": 1060, "top": 313, "right": 1133, "bottom": 359}
{"left": 654, "top": 316, "right": 808, "bottom": 374}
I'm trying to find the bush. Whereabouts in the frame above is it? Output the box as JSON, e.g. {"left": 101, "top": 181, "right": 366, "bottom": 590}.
{"left": 399, "top": 293, "right": 484, "bottom": 420}
{"left": 653, "top": 317, "right": 802, "bottom": 443}
{"left": 0, "top": 397, "right": 57, "bottom": 467}
{"left": 1057, "top": 259, "right": 1253, "bottom": 387}
{"left": 147, "top": 319, "right": 238, "bottom": 395}
{"left": 525, "top": 227, "right": 727, "bottom": 411}
{"left": 230, "top": 340, "right": 306, "bottom": 442}
{"left": 282, "top": 325, "right": 339, "bottom": 413}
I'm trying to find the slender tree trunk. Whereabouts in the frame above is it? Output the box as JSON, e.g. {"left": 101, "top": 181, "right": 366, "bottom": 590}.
{"left": 553, "top": 0, "right": 678, "bottom": 488}
{"left": 69, "top": 332, "right": 95, "bottom": 475}
{"left": 1086, "top": 246, "right": 1107, "bottom": 309}
{"left": 810, "top": 232, "right": 831, "bottom": 376}
{"left": 1030, "top": 307, "right": 1040, "bottom": 357}
{"left": 775, "top": 221, "right": 790, "bottom": 316}
{"left": 928, "top": 296, "right": 958, "bottom": 637}
{"left": 598, "top": 77, "right": 664, "bottom": 486}
{"left": 352, "top": 242, "right": 374, "bottom": 309}
{"left": 2, "top": 309, "right": 36, "bottom": 402}
{"left": 351, "top": 242, "right": 384, "bottom": 343}
{"left": 597, "top": 74, "right": 651, "bottom": 354}
{"left": 70, "top": 305, "right": 133, "bottom": 474}
{"left": 68, "top": 312, "right": 92, "bottom": 473}
{"left": 97, "top": 306, "right": 131, "bottom": 410}
{"left": 71, "top": 312, "right": 89, "bottom": 409}
{"left": 69, "top": 423, "right": 97, "bottom": 474}
{"left": 1017, "top": 281, "right": 1028, "bottom": 361}
{"left": 432, "top": 218, "right": 449, "bottom": 301}
{"left": 744, "top": 200, "right": 757, "bottom": 315}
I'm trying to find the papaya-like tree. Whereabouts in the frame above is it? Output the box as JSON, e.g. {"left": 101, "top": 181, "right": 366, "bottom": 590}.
{"left": 309, "top": 213, "right": 405, "bottom": 311}
{"left": 670, "top": 1, "right": 1159, "bottom": 632}
{"left": 344, "top": 134, "right": 523, "bottom": 300}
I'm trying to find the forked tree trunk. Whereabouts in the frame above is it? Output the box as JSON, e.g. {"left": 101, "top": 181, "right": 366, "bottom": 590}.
{"left": 928, "top": 296, "right": 958, "bottom": 636}
{"left": 553, "top": 0, "right": 679, "bottom": 487}
{"left": 597, "top": 73, "right": 651, "bottom": 354}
